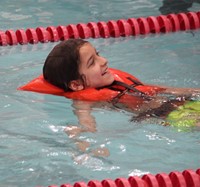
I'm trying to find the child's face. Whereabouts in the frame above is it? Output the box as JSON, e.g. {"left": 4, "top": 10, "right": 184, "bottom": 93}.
{"left": 78, "top": 43, "right": 114, "bottom": 88}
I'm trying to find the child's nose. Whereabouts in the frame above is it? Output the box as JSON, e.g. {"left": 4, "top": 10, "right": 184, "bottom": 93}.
{"left": 99, "top": 56, "right": 108, "bottom": 66}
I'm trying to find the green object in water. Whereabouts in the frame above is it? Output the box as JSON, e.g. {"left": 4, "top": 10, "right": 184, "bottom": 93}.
{"left": 166, "top": 101, "right": 200, "bottom": 128}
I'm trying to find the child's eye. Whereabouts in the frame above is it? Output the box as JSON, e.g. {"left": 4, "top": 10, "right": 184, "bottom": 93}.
{"left": 91, "top": 60, "right": 95, "bottom": 66}
{"left": 88, "top": 59, "right": 95, "bottom": 68}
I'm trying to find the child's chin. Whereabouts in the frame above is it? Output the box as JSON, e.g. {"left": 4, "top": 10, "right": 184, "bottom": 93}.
{"left": 105, "top": 77, "right": 115, "bottom": 86}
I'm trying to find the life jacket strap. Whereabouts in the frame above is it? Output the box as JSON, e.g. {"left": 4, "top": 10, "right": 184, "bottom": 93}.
{"left": 126, "top": 76, "right": 144, "bottom": 86}
{"left": 110, "top": 77, "right": 152, "bottom": 104}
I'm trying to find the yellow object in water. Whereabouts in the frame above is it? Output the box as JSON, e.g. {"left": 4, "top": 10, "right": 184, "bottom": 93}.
{"left": 166, "top": 101, "right": 200, "bottom": 129}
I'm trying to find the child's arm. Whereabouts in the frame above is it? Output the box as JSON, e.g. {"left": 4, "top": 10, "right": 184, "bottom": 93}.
{"left": 64, "top": 100, "right": 96, "bottom": 138}
{"left": 160, "top": 86, "right": 200, "bottom": 98}
{"left": 64, "top": 100, "right": 110, "bottom": 157}
{"left": 73, "top": 100, "right": 97, "bottom": 132}
{"left": 135, "top": 85, "right": 200, "bottom": 121}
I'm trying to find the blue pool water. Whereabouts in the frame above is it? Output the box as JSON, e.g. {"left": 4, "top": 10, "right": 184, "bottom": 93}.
{"left": 1, "top": 1, "right": 200, "bottom": 187}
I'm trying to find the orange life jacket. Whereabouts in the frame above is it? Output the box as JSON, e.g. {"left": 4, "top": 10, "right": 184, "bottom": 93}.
{"left": 18, "top": 68, "right": 165, "bottom": 104}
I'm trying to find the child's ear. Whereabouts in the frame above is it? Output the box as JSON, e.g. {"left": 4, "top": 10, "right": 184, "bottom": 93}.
{"left": 68, "top": 80, "right": 84, "bottom": 91}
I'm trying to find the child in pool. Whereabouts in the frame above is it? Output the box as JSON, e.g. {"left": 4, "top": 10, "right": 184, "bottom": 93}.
{"left": 43, "top": 39, "right": 200, "bottom": 154}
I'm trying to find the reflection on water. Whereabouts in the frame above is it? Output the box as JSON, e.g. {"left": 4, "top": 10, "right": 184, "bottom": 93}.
{"left": 159, "top": 0, "right": 200, "bottom": 14}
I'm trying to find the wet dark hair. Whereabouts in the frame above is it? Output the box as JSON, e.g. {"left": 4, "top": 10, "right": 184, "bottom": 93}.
{"left": 43, "top": 39, "right": 88, "bottom": 91}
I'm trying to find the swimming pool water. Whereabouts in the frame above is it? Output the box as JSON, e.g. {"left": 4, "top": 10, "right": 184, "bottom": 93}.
{"left": 1, "top": 1, "right": 200, "bottom": 187}
{"left": 1, "top": 0, "right": 200, "bottom": 30}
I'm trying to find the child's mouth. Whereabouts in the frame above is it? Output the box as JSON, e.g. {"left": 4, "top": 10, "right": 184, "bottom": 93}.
{"left": 102, "top": 68, "right": 108, "bottom": 76}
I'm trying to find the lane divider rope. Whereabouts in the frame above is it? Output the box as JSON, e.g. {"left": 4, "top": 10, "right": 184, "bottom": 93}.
{"left": 1, "top": 11, "right": 200, "bottom": 46}
{"left": 47, "top": 168, "right": 200, "bottom": 187}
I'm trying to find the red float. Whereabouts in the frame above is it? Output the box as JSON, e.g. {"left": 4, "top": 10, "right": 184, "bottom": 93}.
{"left": 177, "top": 13, "right": 190, "bottom": 30}
{"left": 117, "top": 19, "right": 132, "bottom": 36}
{"left": 47, "top": 168, "right": 200, "bottom": 187}
{"left": 0, "top": 11, "right": 199, "bottom": 46}
{"left": 77, "top": 23, "right": 92, "bottom": 39}
{"left": 97, "top": 21, "right": 110, "bottom": 38}
{"left": 169, "top": 171, "right": 187, "bottom": 187}
{"left": 187, "top": 12, "right": 200, "bottom": 30}
{"left": 16, "top": 29, "right": 28, "bottom": 44}
{"left": 167, "top": 14, "right": 180, "bottom": 32}
{"left": 147, "top": 16, "right": 160, "bottom": 33}
{"left": 87, "top": 22, "right": 100, "bottom": 38}
{"left": 57, "top": 25, "right": 69, "bottom": 40}
{"left": 88, "top": 180, "right": 102, "bottom": 187}
{"left": 0, "top": 30, "right": 8, "bottom": 46}
{"left": 107, "top": 20, "right": 120, "bottom": 37}
{"left": 47, "top": 26, "right": 59, "bottom": 42}
{"left": 137, "top": 17, "right": 150, "bottom": 34}
{"left": 36, "top": 27, "right": 51, "bottom": 43}
{"left": 127, "top": 18, "right": 140, "bottom": 36}
{"left": 26, "top": 28, "right": 39, "bottom": 44}
{"left": 5, "top": 30, "right": 18, "bottom": 45}
{"left": 157, "top": 15, "right": 172, "bottom": 33}
{"left": 67, "top": 24, "right": 79, "bottom": 39}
